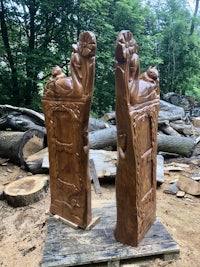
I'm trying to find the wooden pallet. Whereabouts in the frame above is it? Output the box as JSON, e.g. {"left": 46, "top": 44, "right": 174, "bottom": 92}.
{"left": 40, "top": 200, "right": 179, "bottom": 267}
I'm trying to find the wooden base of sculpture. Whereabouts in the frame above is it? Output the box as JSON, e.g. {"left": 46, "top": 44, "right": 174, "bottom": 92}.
{"left": 40, "top": 200, "right": 180, "bottom": 267}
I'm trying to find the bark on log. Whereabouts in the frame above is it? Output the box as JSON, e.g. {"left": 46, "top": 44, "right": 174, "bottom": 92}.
{"left": 89, "top": 118, "right": 110, "bottom": 132}
{"left": 0, "top": 105, "right": 108, "bottom": 133}
{"left": 25, "top": 147, "right": 48, "bottom": 174}
{"left": 89, "top": 126, "right": 195, "bottom": 157}
{"left": 159, "top": 124, "right": 182, "bottom": 136}
{"left": 5, "top": 113, "right": 46, "bottom": 133}
{"left": 0, "top": 129, "right": 45, "bottom": 165}
{"left": 159, "top": 100, "right": 185, "bottom": 119}
{"left": 157, "top": 134, "right": 195, "bottom": 157}
{"left": 0, "top": 104, "right": 45, "bottom": 125}
{"left": 89, "top": 126, "right": 117, "bottom": 149}
{"left": 4, "top": 175, "right": 49, "bottom": 207}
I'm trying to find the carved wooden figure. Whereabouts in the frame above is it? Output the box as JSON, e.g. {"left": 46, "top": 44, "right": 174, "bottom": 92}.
{"left": 42, "top": 31, "right": 96, "bottom": 229}
{"left": 114, "top": 30, "right": 160, "bottom": 246}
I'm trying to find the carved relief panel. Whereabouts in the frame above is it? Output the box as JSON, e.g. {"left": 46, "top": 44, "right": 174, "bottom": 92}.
{"left": 42, "top": 32, "right": 96, "bottom": 228}
{"left": 115, "top": 30, "right": 160, "bottom": 246}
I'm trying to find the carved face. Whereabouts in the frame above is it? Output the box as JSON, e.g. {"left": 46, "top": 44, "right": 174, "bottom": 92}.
{"left": 147, "top": 67, "right": 158, "bottom": 81}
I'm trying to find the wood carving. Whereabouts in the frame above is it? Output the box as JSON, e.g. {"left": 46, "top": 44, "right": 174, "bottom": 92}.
{"left": 114, "top": 30, "right": 160, "bottom": 246}
{"left": 42, "top": 31, "right": 96, "bottom": 228}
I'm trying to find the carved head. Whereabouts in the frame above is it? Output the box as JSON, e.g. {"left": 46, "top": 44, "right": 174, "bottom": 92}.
{"left": 147, "top": 66, "right": 158, "bottom": 81}
{"left": 51, "top": 65, "right": 63, "bottom": 78}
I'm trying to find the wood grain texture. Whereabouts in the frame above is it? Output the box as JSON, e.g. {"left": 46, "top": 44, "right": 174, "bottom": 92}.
{"left": 114, "top": 30, "right": 160, "bottom": 246}
{"left": 42, "top": 32, "right": 96, "bottom": 229}
{"left": 4, "top": 175, "right": 49, "bottom": 207}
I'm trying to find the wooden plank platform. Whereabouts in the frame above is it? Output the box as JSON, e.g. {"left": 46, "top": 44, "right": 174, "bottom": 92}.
{"left": 40, "top": 200, "right": 179, "bottom": 267}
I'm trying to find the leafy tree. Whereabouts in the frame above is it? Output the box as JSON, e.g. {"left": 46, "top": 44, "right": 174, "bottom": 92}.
{"left": 0, "top": 0, "right": 76, "bottom": 108}
{"left": 1, "top": 0, "right": 200, "bottom": 114}
{"left": 150, "top": 0, "right": 200, "bottom": 99}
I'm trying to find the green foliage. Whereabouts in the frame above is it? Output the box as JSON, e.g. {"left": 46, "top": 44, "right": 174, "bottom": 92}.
{"left": 0, "top": 0, "right": 200, "bottom": 114}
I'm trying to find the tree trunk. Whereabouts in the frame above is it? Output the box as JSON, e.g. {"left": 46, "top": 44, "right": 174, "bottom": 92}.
{"left": 0, "top": 129, "right": 45, "bottom": 165}
{"left": 0, "top": 0, "right": 20, "bottom": 104}
{"left": 157, "top": 134, "right": 195, "bottom": 157}
{"left": 89, "top": 117, "right": 110, "bottom": 132}
{"left": 190, "top": 0, "right": 199, "bottom": 35}
{"left": 0, "top": 104, "right": 45, "bottom": 126}
{"left": 89, "top": 126, "right": 117, "bottom": 149}
{"left": 89, "top": 126, "right": 196, "bottom": 157}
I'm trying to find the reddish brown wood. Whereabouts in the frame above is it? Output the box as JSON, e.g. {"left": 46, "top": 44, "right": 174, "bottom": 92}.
{"left": 42, "top": 31, "right": 96, "bottom": 229}
{"left": 114, "top": 30, "right": 160, "bottom": 246}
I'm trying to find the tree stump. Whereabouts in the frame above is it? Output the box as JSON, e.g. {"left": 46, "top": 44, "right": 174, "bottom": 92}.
{"left": 4, "top": 175, "right": 49, "bottom": 207}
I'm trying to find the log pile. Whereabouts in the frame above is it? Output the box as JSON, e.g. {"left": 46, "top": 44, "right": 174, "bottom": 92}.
{"left": 1, "top": 100, "right": 200, "bottom": 173}
{"left": 1, "top": 97, "right": 200, "bottom": 206}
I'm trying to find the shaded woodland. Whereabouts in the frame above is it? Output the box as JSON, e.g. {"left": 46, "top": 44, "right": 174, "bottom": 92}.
{"left": 0, "top": 0, "right": 200, "bottom": 116}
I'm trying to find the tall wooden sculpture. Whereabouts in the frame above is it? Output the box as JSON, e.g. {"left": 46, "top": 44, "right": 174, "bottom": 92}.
{"left": 115, "top": 30, "right": 160, "bottom": 246}
{"left": 42, "top": 31, "right": 96, "bottom": 229}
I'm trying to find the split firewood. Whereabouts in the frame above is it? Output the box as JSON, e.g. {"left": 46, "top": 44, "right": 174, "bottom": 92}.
{"left": 4, "top": 175, "right": 49, "bottom": 207}
{"left": 0, "top": 129, "right": 45, "bottom": 165}
{"left": 177, "top": 175, "right": 200, "bottom": 196}
{"left": 163, "top": 92, "right": 195, "bottom": 111}
{"left": 159, "top": 124, "right": 182, "bottom": 136}
{"left": 169, "top": 122, "right": 193, "bottom": 136}
{"left": 25, "top": 147, "right": 48, "bottom": 174}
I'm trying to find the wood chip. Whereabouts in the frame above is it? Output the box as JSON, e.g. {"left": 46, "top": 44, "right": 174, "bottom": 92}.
{"left": 176, "top": 191, "right": 185, "bottom": 198}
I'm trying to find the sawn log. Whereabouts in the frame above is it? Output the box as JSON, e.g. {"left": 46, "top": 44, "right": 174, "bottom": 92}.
{"left": 0, "top": 129, "right": 45, "bottom": 165}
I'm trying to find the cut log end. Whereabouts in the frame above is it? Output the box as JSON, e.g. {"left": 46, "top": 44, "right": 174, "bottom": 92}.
{"left": 4, "top": 175, "right": 49, "bottom": 207}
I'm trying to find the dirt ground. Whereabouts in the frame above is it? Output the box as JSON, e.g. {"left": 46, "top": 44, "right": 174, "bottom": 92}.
{"left": 0, "top": 160, "right": 200, "bottom": 267}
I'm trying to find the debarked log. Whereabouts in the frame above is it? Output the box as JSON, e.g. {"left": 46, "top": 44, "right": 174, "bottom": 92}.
{"left": 0, "top": 129, "right": 45, "bottom": 165}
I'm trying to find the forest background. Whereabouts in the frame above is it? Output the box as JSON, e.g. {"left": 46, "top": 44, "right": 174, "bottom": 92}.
{"left": 0, "top": 0, "right": 200, "bottom": 116}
